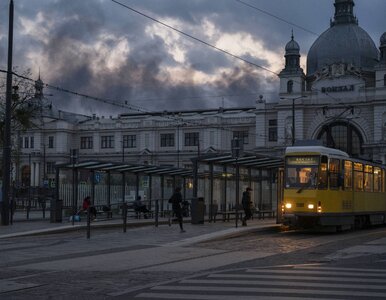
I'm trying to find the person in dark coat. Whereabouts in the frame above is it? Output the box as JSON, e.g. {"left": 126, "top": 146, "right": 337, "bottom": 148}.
{"left": 169, "top": 187, "right": 185, "bottom": 232}
{"left": 241, "top": 187, "right": 253, "bottom": 226}
{"left": 133, "top": 196, "right": 150, "bottom": 219}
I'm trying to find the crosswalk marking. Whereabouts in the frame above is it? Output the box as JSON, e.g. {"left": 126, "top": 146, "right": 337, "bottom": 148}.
{"left": 246, "top": 268, "right": 386, "bottom": 277}
{"left": 134, "top": 265, "right": 386, "bottom": 299}
{"left": 180, "top": 278, "right": 386, "bottom": 290}
{"left": 151, "top": 285, "right": 386, "bottom": 298}
{"left": 293, "top": 265, "right": 386, "bottom": 273}
{"left": 136, "top": 293, "right": 340, "bottom": 300}
{"left": 208, "top": 273, "right": 386, "bottom": 283}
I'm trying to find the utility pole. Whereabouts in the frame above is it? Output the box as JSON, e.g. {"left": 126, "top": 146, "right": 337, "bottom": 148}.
{"left": 1, "top": 0, "right": 14, "bottom": 226}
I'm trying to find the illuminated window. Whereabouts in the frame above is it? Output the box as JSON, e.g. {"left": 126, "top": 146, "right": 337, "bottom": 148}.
{"left": 344, "top": 160, "right": 353, "bottom": 190}
{"left": 374, "top": 167, "right": 382, "bottom": 192}
{"left": 318, "top": 156, "right": 328, "bottom": 189}
{"left": 329, "top": 158, "right": 340, "bottom": 189}
{"left": 354, "top": 162, "right": 363, "bottom": 191}
{"left": 364, "top": 165, "right": 373, "bottom": 192}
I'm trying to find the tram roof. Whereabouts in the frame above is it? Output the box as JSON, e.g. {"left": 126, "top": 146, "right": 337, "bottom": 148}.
{"left": 56, "top": 161, "right": 194, "bottom": 177}
{"left": 194, "top": 153, "right": 284, "bottom": 169}
{"left": 285, "top": 146, "right": 350, "bottom": 158}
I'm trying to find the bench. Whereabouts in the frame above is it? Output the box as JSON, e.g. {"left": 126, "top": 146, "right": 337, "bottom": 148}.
{"left": 125, "top": 202, "right": 153, "bottom": 219}
{"left": 214, "top": 210, "right": 243, "bottom": 222}
{"left": 256, "top": 210, "right": 275, "bottom": 219}
{"left": 94, "top": 205, "right": 113, "bottom": 219}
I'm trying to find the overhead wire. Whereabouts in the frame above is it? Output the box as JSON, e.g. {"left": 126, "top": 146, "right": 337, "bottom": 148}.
{"left": 111, "top": 0, "right": 278, "bottom": 77}
{"left": 0, "top": 69, "right": 271, "bottom": 138}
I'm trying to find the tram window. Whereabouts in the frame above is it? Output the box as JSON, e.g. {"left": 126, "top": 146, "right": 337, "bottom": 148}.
{"left": 354, "top": 162, "right": 364, "bottom": 191}
{"left": 383, "top": 170, "right": 386, "bottom": 193}
{"left": 329, "top": 158, "right": 340, "bottom": 189}
{"left": 374, "top": 167, "right": 381, "bottom": 192}
{"left": 344, "top": 160, "right": 353, "bottom": 190}
{"left": 285, "top": 156, "right": 319, "bottom": 189}
{"left": 318, "top": 156, "right": 328, "bottom": 189}
{"left": 364, "top": 165, "right": 373, "bottom": 192}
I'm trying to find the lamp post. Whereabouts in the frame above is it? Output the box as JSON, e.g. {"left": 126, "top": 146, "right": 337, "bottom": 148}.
{"left": 280, "top": 95, "right": 307, "bottom": 146}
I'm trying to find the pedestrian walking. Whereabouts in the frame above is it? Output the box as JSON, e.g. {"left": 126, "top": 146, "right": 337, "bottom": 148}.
{"left": 169, "top": 187, "right": 185, "bottom": 232}
{"left": 242, "top": 187, "right": 253, "bottom": 226}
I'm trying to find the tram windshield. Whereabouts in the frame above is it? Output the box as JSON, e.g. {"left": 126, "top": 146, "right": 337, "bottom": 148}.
{"left": 285, "top": 156, "right": 319, "bottom": 189}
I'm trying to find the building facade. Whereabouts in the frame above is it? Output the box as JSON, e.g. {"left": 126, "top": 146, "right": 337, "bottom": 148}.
{"left": 13, "top": 0, "right": 386, "bottom": 187}
{"left": 256, "top": 0, "right": 386, "bottom": 162}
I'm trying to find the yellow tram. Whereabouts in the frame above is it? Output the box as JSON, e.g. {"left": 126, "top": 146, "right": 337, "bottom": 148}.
{"left": 282, "top": 146, "right": 386, "bottom": 230}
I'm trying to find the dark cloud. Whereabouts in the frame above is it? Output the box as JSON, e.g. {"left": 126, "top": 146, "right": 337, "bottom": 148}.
{"left": 0, "top": 0, "right": 385, "bottom": 116}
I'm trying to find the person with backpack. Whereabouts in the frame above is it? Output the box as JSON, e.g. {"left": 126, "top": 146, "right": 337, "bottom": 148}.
{"left": 169, "top": 187, "right": 185, "bottom": 232}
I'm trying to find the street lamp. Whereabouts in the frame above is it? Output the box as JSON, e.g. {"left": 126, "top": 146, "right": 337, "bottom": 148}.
{"left": 280, "top": 95, "right": 307, "bottom": 146}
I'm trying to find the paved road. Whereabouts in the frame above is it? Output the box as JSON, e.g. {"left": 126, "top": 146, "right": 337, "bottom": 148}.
{"left": 132, "top": 265, "right": 386, "bottom": 300}
{"left": 2, "top": 221, "right": 386, "bottom": 299}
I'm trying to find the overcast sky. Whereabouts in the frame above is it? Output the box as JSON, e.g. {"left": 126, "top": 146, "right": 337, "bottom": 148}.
{"left": 1, "top": 0, "right": 385, "bottom": 116}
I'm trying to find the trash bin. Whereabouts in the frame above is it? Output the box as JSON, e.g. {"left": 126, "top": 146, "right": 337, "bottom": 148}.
{"left": 50, "top": 199, "right": 63, "bottom": 223}
{"left": 191, "top": 197, "right": 205, "bottom": 224}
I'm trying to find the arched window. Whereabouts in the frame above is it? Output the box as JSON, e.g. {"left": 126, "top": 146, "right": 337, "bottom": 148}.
{"left": 317, "top": 122, "right": 363, "bottom": 157}
{"left": 287, "top": 80, "right": 293, "bottom": 93}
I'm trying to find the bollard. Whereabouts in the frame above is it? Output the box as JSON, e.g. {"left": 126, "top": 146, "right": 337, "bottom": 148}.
{"left": 122, "top": 202, "right": 127, "bottom": 233}
{"left": 155, "top": 199, "right": 159, "bottom": 227}
{"left": 42, "top": 200, "right": 46, "bottom": 219}
{"left": 27, "top": 199, "right": 31, "bottom": 220}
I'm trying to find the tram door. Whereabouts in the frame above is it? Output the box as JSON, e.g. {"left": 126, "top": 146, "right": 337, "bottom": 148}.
{"left": 277, "top": 168, "right": 284, "bottom": 224}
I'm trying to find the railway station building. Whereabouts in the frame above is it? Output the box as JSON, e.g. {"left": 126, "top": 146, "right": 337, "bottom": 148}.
{"left": 9, "top": 0, "right": 386, "bottom": 212}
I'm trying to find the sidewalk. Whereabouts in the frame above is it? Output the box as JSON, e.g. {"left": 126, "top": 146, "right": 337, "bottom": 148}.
{"left": 0, "top": 211, "right": 280, "bottom": 242}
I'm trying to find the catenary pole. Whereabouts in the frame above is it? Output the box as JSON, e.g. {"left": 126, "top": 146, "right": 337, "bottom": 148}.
{"left": 1, "top": 0, "right": 14, "bottom": 226}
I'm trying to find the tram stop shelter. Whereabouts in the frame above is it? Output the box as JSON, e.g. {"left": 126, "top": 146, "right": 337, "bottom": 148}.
{"left": 52, "top": 152, "right": 283, "bottom": 223}
{"left": 192, "top": 152, "right": 284, "bottom": 222}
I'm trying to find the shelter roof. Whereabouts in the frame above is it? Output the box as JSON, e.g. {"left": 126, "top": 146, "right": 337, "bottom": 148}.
{"left": 194, "top": 153, "right": 284, "bottom": 169}
{"left": 56, "top": 161, "right": 194, "bottom": 177}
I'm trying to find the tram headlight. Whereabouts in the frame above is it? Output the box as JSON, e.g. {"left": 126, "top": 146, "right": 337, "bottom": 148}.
{"left": 285, "top": 203, "right": 292, "bottom": 209}
{"left": 317, "top": 201, "right": 322, "bottom": 213}
{"left": 308, "top": 204, "right": 314, "bottom": 210}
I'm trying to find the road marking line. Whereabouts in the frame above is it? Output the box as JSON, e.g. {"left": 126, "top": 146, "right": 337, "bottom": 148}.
{"left": 180, "top": 279, "right": 386, "bottom": 290}
{"left": 208, "top": 273, "right": 386, "bottom": 283}
{"left": 246, "top": 268, "right": 386, "bottom": 277}
{"left": 135, "top": 292, "right": 340, "bottom": 300}
{"left": 151, "top": 285, "right": 386, "bottom": 298}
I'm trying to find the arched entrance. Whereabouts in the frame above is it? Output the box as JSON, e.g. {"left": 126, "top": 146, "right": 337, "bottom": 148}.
{"left": 317, "top": 121, "right": 363, "bottom": 157}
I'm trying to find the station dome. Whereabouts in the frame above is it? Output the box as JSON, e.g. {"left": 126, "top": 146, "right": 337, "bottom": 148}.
{"left": 381, "top": 32, "right": 386, "bottom": 46}
{"left": 307, "top": 0, "right": 379, "bottom": 76}
{"left": 285, "top": 36, "right": 300, "bottom": 55}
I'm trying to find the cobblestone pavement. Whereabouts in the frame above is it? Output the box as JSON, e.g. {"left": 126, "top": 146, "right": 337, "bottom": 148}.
{"left": 2, "top": 220, "right": 386, "bottom": 299}
{"left": 0, "top": 219, "right": 278, "bottom": 299}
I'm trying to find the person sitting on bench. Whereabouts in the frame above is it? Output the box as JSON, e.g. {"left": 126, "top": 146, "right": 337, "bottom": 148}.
{"left": 82, "top": 196, "right": 97, "bottom": 220}
{"left": 133, "top": 196, "right": 150, "bottom": 218}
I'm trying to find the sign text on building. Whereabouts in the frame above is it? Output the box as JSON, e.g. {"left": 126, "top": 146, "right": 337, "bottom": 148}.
{"left": 321, "top": 85, "right": 354, "bottom": 93}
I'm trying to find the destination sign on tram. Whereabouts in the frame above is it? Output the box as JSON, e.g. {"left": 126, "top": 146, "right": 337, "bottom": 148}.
{"left": 286, "top": 156, "right": 319, "bottom": 165}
